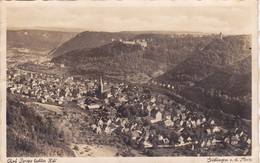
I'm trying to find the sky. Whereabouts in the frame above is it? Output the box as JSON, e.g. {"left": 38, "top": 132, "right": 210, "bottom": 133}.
{"left": 6, "top": 1, "right": 256, "bottom": 34}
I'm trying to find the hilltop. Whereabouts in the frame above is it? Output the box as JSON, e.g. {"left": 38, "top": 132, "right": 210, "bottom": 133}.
{"left": 48, "top": 30, "right": 213, "bottom": 58}
{"left": 158, "top": 35, "right": 251, "bottom": 83}
{"left": 51, "top": 32, "right": 218, "bottom": 81}
{"left": 7, "top": 30, "right": 77, "bottom": 53}
{"left": 48, "top": 31, "right": 137, "bottom": 58}
{"left": 196, "top": 56, "right": 251, "bottom": 98}
{"left": 155, "top": 35, "right": 252, "bottom": 119}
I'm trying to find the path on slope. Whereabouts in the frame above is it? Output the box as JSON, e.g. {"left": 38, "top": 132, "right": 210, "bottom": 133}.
{"left": 69, "top": 143, "right": 118, "bottom": 157}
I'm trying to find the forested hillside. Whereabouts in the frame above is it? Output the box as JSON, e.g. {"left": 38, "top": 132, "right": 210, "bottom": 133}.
{"left": 139, "top": 34, "right": 217, "bottom": 66}
{"left": 157, "top": 35, "right": 252, "bottom": 119}
{"left": 7, "top": 94, "right": 75, "bottom": 157}
{"left": 48, "top": 31, "right": 136, "bottom": 57}
{"left": 158, "top": 35, "right": 251, "bottom": 83}
{"left": 52, "top": 33, "right": 218, "bottom": 77}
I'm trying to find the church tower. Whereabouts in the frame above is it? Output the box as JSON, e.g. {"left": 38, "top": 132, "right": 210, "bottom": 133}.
{"left": 98, "top": 76, "right": 104, "bottom": 98}
{"left": 219, "top": 32, "right": 223, "bottom": 40}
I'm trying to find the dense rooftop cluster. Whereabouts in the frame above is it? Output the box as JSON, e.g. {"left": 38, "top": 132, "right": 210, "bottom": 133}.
{"left": 6, "top": 68, "right": 251, "bottom": 156}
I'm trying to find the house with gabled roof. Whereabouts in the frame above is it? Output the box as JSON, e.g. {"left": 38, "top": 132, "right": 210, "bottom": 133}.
{"left": 104, "top": 126, "right": 112, "bottom": 134}
{"left": 96, "top": 126, "right": 102, "bottom": 134}
{"left": 132, "top": 131, "right": 140, "bottom": 140}
{"left": 163, "top": 111, "right": 171, "bottom": 120}
{"left": 195, "top": 118, "right": 201, "bottom": 126}
{"left": 210, "top": 120, "right": 215, "bottom": 125}
{"left": 201, "top": 140, "right": 206, "bottom": 148}
{"left": 98, "top": 118, "right": 104, "bottom": 127}
{"left": 178, "top": 136, "right": 184, "bottom": 145}
{"left": 144, "top": 132, "right": 150, "bottom": 141}
{"left": 224, "top": 137, "right": 230, "bottom": 144}
{"left": 231, "top": 135, "right": 239, "bottom": 146}
{"left": 106, "top": 119, "right": 112, "bottom": 126}
{"left": 213, "top": 126, "right": 221, "bottom": 133}
{"left": 191, "top": 120, "right": 197, "bottom": 128}
{"left": 181, "top": 113, "right": 187, "bottom": 120}
{"left": 164, "top": 119, "right": 174, "bottom": 127}
{"left": 143, "top": 140, "right": 153, "bottom": 148}
{"left": 150, "top": 111, "right": 162, "bottom": 123}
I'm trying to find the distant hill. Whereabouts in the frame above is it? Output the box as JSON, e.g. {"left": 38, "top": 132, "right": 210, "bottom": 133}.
{"left": 48, "top": 31, "right": 137, "bottom": 58}
{"left": 136, "top": 34, "right": 217, "bottom": 66}
{"left": 157, "top": 35, "right": 251, "bottom": 83}
{"left": 51, "top": 33, "right": 218, "bottom": 80}
{"left": 7, "top": 30, "right": 77, "bottom": 52}
{"left": 52, "top": 40, "right": 159, "bottom": 78}
{"left": 195, "top": 56, "right": 251, "bottom": 98}
{"left": 156, "top": 35, "right": 252, "bottom": 119}
{"left": 52, "top": 41, "right": 142, "bottom": 63}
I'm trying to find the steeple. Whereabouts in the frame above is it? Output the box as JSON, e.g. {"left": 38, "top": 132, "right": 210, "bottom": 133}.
{"left": 219, "top": 32, "right": 223, "bottom": 40}
{"left": 99, "top": 76, "right": 103, "bottom": 98}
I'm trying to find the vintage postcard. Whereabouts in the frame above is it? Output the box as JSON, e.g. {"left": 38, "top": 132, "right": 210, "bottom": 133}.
{"left": 0, "top": 0, "right": 258, "bottom": 163}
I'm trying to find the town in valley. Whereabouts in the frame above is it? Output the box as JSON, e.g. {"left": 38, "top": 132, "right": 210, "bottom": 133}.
{"left": 7, "top": 30, "right": 252, "bottom": 157}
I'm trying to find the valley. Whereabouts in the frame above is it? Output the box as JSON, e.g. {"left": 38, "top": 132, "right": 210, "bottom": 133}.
{"left": 6, "top": 29, "right": 252, "bottom": 157}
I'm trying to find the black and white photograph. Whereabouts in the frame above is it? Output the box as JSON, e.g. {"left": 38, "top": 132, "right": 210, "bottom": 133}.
{"left": 2, "top": 0, "right": 258, "bottom": 161}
